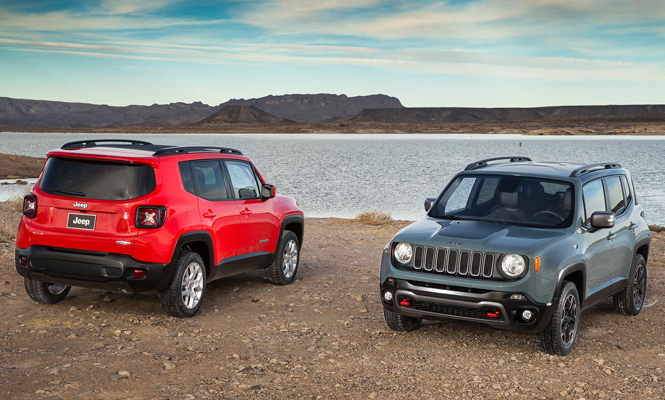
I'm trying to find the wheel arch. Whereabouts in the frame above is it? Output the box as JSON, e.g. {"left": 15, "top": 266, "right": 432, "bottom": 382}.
{"left": 269, "top": 215, "right": 304, "bottom": 264}
{"left": 554, "top": 262, "right": 585, "bottom": 306}
{"left": 155, "top": 231, "right": 215, "bottom": 291}
{"left": 634, "top": 237, "right": 650, "bottom": 263}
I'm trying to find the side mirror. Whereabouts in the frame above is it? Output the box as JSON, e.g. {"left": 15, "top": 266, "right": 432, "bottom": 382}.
{"left": 261, "top": 184, "right": 276, "bottom": 200}
{"left": 590, "top": 211, "right": 615, "bottom": 230}
{"left": 424, "top": 197, "right": 436, "bottom": 212}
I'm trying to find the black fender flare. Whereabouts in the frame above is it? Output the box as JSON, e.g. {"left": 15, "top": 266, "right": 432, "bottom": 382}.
{"left": 269, "top": 215, "right": 304, "bottom": 264}
{"left": 154, "top": 231, "right": 215, "bottom": 292}
{"left": 553, "top": 261, "right": 586, "bottom": 306}
{"left": 633, "top": 235, "right": 651, "bottom": 261}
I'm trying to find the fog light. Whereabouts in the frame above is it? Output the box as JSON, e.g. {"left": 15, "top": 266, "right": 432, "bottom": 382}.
{"left": 132, "top": 269, "right": 146, "bottom": 279}
{"left": 522, "top": 309, "right": 534, "bottom": 321}
{"left": 510, "top": 294, "right": 526, "bottom": 300}
{"left": 383, "top": 291, "right": 393, "bottom": 302}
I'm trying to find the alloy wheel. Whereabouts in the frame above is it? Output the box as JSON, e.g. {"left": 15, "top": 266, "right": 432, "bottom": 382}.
{"left": 560, "top": 293, "right": 578, "bottom": 346}
{"left": 181, "top": 262, "right": 204, "bottom": 309}
{"left": 282, "top": 239, "right": 298, "bottom": 279}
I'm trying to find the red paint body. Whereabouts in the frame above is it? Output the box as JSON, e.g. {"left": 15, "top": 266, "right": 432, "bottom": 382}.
{"left": 16, "top": 145, "right": 303, "bottom": 285}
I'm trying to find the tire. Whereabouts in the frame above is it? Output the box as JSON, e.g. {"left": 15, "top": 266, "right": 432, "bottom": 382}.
{"left": 383, "top": 308, "right": 422, "bottom": 332}
{"left": 23, "top": 278, "right": 70, "bottom": 304}
{"left": 540, "top": 281, "right": 580, "bottom": 356}
{"left": 265, "top": 230, "right": 300, "bottom": 285}
{"left": 160, "top": 251, "right": 206, "bottom": 318}
{"left": 614, "top": 254, "right": 647, "bottom": 316}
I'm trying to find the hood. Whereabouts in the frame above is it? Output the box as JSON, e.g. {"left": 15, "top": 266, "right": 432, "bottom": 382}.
{"left": 393, "top": 217, "right": 566, "bottom": 254}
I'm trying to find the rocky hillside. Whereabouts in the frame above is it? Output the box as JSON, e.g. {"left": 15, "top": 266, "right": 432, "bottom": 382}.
{"left": 350, "top": 105, "right": 665, "bottom": 123}
{"left": 196, "top": 105, "right": 292, "bottom": 125}
{"left": 0, "top": 94, "right": 403, "bottom": 128}
{"left": 0, "top": 97, "right": 217, "bottom": 128}
{"left": 220, "top": 94, "right": 403, "bottom": 122}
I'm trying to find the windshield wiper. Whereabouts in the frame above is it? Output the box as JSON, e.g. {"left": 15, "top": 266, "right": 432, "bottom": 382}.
{"left": 50, "top": 189, "right": 86, "bottom": 197}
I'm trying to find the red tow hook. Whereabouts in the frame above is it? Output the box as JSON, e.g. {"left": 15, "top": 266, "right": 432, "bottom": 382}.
{"left": 399, "top": 298, "right": 413, "bottom": 307}
{"left": 486, "top": 311, "right": 500, "bottom": 318}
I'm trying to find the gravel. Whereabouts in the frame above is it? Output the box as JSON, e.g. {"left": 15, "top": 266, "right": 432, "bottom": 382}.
{"left": 0, "top": 217, "right": 663, "bottom": 399}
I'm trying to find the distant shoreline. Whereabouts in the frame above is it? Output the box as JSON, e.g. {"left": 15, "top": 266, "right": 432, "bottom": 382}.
{"left": 2, "top": 120, "right": 665, "bottom": 135}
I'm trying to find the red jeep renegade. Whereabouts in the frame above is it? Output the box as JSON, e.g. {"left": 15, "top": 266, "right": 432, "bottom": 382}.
{"left": 15, "top": 139, "right": 304, "bottom": 317}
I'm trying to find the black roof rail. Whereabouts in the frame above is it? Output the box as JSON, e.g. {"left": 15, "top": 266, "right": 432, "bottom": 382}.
{"left": 153, "top": 146, "right": 243, "bottom": 156}
{"left": 61, "top": 139, "right": 153, "bottom": 149}
{"left": 464, "top": 156, "right": 532, "bottom": 171}
{"left": 569, "top": 162, "right": 621, "bottom": 178}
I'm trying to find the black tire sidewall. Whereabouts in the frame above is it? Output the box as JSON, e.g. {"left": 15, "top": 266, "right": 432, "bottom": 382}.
{"left": 553, "top": 282, "right": 580, "bottom": 355}
{"left": 626, "top": 255, "right": 647, "bottom": 314}
{"left": 162, "top": 251, "right": 206, "bottom": 318}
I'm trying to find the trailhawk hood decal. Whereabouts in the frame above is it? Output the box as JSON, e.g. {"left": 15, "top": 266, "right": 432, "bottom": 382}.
{"left": 392, "top": 217, "right": 565, "bottom": 254}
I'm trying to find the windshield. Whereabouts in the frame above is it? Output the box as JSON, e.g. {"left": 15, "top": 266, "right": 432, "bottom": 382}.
{"left": 40, "top": 157, "right": 156, "bottom": 201}
{"left": 429, "top": 174, "right": 575, "bottom": 228}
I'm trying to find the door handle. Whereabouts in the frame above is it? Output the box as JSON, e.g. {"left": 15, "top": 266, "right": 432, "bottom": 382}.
{"left": 202, "top": 212, "right": 216, "bottom": 218}
{"left": 240, "top": 208, "right": 253, "bottom": 216}
{"left": 607, "top": 233, "right": 617, "bottom": 241}
{"left": 628, "top": 222, "right": 638, "bottom": 231}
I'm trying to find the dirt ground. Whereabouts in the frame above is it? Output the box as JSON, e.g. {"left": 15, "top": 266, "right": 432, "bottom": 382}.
{"left": 0, "top": 153, "right": 45, "bottom": 179}
{"left": 0, "top": 208, "right": 664, "bottom": 400}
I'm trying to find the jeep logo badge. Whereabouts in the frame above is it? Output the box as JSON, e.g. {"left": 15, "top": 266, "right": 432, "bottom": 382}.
{"left": 73, "top": 202, "right": 88, "bottom": 209}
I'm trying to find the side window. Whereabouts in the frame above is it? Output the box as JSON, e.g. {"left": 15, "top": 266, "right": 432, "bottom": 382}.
{"left": 190, "top": 161, "right": 228, "bottom": 200}
{"left": 605, "top": 176, "right": 625, "bottom": 214}
{"left": 226, "top": 161, "right": 260, "bottom": 199}
{"left": 444, "top": 177, "right": 476, "bottom": 214}
{"left": 179, "top": 163, "right": 195, "bottom": 194}
{"left": 475, "top": 177, "right": 500, "bottom": 205}
{"left": 620, "top": 175, "right": 632, "bottom": 207}
{"left": 582, "top": 180, "right": 606, "bottom": 224}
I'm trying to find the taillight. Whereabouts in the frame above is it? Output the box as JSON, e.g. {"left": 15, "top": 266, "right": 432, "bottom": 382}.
{"left": 135, "top": 206, "right": 167, "bottom": 229}
{"left": 23, "top": 194, "right": 37, "bottom": 217}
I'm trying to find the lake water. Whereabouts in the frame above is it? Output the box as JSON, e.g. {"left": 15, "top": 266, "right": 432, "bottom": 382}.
{"left": 1, "top": 132, "right": 664, "bottom": 225}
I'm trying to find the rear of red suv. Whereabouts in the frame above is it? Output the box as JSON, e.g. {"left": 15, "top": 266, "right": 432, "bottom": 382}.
{"left": 15, "top": 139, "right": 304, "bottom": 317}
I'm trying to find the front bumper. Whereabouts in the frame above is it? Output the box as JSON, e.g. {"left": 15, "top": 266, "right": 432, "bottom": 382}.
{"left": 381, "top": 278, "right": 554, "bottom": 333}
{"left": 15, "top": 246, "right": 173, "bottom": 293}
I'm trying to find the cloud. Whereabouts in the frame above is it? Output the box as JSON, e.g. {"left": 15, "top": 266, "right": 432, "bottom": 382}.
{"left": 96, "top": 0, "right": 182, "bottom": 15}
{"left": 2, "top": 37, "right": 662, "bottom": 82}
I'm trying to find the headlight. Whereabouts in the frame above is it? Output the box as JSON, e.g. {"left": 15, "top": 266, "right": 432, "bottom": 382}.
{"left": 501, "top": 254, "right": 527, "bottom": 278}
{"left": 393, "top": 243, "right": 413, "bottom": 264}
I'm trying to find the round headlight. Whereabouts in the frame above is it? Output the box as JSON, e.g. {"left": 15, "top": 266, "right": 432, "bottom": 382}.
{"left": 501, "top": 254, "right": 526, "bottom": 278}
{"left": 394, "top": 243, "right": 413, "bottom": 264}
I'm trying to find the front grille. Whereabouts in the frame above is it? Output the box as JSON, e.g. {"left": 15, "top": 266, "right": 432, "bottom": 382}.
{"left": 414, "top": 300, "right": 503, "bottom": 321}
{"left": 412, "top": 245, "right": 498, "bottom": 279}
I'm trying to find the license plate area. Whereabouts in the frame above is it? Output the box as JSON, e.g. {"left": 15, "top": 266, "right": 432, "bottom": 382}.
{"left": 67, "top": 213, "right": 96, "bottom": 230}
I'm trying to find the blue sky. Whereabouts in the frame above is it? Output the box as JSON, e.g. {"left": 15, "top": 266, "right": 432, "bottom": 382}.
{"left": 1, "top": 0, "right": 664, "bottom": 107}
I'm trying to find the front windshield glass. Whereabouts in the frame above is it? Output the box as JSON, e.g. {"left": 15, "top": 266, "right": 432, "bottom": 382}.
{"left": 429, "top": 174, "right": 575, "bottom": 228}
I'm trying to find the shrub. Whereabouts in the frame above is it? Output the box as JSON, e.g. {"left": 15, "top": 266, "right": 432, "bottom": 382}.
{"left": 354, "top": 210, "right": 393, "bottom": 225}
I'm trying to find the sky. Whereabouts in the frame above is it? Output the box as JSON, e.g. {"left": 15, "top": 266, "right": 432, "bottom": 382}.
{"left": 1, "top": 0, "right": 664, "bottom": 107}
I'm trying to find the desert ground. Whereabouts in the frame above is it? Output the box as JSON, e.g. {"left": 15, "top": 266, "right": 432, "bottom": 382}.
{"left": 0, "top": 195, "right": 664, "bottom": 399}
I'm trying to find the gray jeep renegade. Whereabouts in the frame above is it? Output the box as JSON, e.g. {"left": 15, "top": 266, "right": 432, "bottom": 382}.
{"left": 380, "top": 157, "right": 651, "bottom": 355}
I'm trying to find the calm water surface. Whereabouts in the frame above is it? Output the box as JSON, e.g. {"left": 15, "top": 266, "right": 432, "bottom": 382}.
{"left": 1, "top": 132, "right": 664, "bottom": 225}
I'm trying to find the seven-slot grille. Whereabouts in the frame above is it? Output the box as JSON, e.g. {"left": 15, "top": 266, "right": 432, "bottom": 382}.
{"left": 412, "top": 245, "right": 497, "bottom": 279}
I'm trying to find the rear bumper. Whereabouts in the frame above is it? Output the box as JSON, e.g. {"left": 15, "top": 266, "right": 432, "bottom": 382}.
{"left": 381, "top": 278, "right": 554, "bottom": 333}
{"left": 15, "top": 246, "right": 173, "bottom": 293}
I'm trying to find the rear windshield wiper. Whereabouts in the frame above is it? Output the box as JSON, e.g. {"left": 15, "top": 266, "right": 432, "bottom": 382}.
{"left": 50, "top": 189, "right": 87, "bottom": 197}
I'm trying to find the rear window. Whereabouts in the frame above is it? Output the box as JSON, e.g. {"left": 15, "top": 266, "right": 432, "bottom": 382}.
{"left": 40, "top": 157, "right": 156, "bottom": 200}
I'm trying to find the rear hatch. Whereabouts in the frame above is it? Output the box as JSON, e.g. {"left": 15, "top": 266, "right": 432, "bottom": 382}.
{"left": 30, "top": 156, "right": 156, "bottom": 255}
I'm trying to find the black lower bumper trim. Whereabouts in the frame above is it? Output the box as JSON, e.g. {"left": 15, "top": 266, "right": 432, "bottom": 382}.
{"left": 381, "top": 278, "right": 553, "bottom": 333}
{"left": 15, "top": 246, "right": 172, "bottom": 293}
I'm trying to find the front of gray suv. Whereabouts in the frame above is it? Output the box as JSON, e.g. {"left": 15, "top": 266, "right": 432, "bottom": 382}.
{"left": 380, "top": 157, "right": 650, "bottom": 355}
